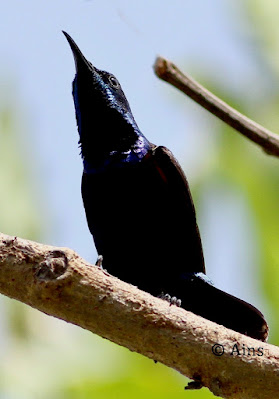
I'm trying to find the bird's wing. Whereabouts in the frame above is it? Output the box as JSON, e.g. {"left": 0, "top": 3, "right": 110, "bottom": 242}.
{"left": 149, "top": 145, "right": 205, "bottom": 273}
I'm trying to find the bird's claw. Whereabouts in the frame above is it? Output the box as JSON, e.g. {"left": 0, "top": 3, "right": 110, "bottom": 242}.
{"left": 96, "top": 254, "right": 105, "bottom": 269}
{"left": 158, "top": 292, "right": 182, "bottom": 307}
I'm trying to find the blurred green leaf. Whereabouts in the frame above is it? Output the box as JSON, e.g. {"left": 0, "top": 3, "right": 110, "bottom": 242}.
{"left": 0, "top": 105, "right": 41, "bottom": 239}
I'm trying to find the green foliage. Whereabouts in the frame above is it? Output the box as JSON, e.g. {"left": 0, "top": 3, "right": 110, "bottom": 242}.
{"left": 0, "top": 105, "right": 42, "bottom": 240}
{"left": 60, "top": 351, "right": 215, "bottom": 399}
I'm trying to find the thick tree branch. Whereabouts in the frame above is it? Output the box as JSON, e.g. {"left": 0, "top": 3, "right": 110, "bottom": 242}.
{"left": 154, "top": 56, "right": 279, "bottom": 157}
{"left": 0, "top": 232, "right": 278, "bottom": 398}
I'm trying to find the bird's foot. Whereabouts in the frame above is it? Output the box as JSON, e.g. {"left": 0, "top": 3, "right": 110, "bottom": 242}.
{"left": 158, "top": 292, "right": 182, "bottom": 307}
{"left": 95, "top": 254, "right": 106, "bottom": 271}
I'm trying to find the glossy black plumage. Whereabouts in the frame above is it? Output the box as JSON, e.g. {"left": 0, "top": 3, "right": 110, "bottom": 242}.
{"left": 63, "top": 31, "right": 268, "bottom": 341}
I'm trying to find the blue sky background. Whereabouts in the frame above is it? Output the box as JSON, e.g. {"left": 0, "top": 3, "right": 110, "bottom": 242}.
{"left": 0, "top": 0, "right": 273, "bottom": 319}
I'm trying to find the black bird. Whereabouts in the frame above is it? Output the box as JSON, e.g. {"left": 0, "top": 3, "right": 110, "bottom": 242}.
{"left": 63, "top": 31, "right": 268, "bottom": 341}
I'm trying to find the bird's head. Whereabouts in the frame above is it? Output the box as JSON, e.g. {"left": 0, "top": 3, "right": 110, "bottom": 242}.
{"left": 63, "top": 31, "right": 146, "bottom": 165}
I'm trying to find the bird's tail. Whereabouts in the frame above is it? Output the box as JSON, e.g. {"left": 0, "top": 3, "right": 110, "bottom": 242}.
{"left": 175, "top": 273, "right": 268, "bottom": 341}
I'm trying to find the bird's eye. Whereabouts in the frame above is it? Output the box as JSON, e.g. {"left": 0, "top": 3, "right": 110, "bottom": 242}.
{"left": 109, "top": 76, "right": 119, "bottom": 88}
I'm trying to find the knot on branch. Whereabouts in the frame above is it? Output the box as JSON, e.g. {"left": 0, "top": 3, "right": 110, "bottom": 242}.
{"left": 36, "top": 250, "right": 68, "bottom": 281}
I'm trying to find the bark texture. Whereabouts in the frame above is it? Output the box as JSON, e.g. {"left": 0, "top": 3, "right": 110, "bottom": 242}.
{"left": 0, "top": 232, "right": 278, "bottom": 398}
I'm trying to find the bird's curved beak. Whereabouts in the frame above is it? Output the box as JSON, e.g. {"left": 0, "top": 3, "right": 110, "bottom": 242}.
{"left": 62, "top": 31, "right": 94, "bottom": 73}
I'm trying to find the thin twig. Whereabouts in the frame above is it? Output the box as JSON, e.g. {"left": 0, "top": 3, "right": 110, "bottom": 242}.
{"left": 0, "top": 232, "right": 278, "bottom": 399}
{"left": 154, "top": 57, "right": 279, "bottom": 157}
